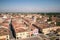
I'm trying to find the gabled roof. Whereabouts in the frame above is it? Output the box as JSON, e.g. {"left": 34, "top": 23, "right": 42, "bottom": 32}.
{"left": 0, "top": 27, "right": 10, "bottom": 36}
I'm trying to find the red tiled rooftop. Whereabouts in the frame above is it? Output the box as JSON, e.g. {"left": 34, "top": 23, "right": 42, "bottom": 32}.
{"left": 2, "top": 23, "right": 9, "bottom": 28}
{"left": 0, "top": 27, "right": 10, "bottom": 36}
{"left": 15, "top": 28, "right": 27, "bottom": 33}
{"left": 12, "top": 20, "right": 25, "bottom": 28}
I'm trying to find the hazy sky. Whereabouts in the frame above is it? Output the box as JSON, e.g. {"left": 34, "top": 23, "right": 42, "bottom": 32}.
{"left": 0, "top": 0, "right": 60, "bottom": 12}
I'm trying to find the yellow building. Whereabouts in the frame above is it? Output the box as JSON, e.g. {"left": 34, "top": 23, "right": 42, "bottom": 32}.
{"left": 42, "top": 27, "right": 60, "bottom": 34}
{"left": 16, "top": 31, "right": 30, "bottom": 39}
{"left": 15, "top": 28, "right": 30, "bottom": 39}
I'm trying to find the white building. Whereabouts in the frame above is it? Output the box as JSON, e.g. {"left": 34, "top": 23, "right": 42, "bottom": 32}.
{"left": 32, "top": 29, "right": 39, "bottom": 36}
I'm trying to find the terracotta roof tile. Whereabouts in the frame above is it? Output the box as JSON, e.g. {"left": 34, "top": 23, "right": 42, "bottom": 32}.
{"left": 15, "top": 28, "right": 27, "bottom": 33}
{"left": 1, "top": 23, "right": 9, "bottom": 29}
{"left": 0, "top": 28, "right": 10, "bottom": 36}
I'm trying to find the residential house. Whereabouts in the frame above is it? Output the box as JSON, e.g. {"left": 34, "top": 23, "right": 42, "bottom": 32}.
{"left": 0, "top": 27, "right": 10, "bottom": 40}
{"left": 12, "top": 18, "right": 30, "bottom": 39}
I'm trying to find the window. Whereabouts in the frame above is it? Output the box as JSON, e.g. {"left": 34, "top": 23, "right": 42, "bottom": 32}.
{"left": 56, "top": 38, "right": 59, "bottom": 40}
{"left": 20, "top": 34, "right": 22, "bottom": 35}
{"left": 27, "top": 35, "right": 30, "bottom": 37}
{"left": 31, "top": 34, "right": 34, "bottom": 36}
{"left": 4, "top": 30, "right": 7, "bottom": 32}
{"left": 7, "top": 36, "right": 8, "bottom": 38}
{"left": 17, "top": 37, "right": 19, "bottom": 39}
{"left": 7, "top": 39, "right": 8, "bottom": 40}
